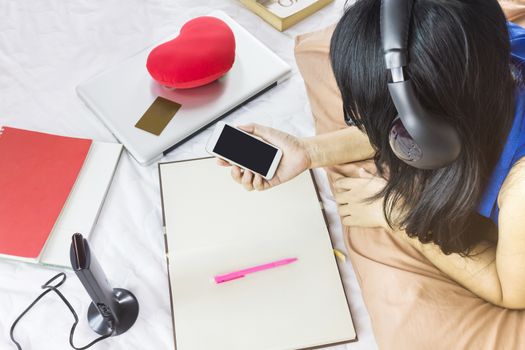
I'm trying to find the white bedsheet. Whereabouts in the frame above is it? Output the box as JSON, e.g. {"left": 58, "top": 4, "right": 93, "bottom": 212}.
{"left": 0, "top": 0, "right": 377, "bottom": 349}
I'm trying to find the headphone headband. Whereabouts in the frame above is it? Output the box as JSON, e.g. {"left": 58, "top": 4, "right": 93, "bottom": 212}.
{"left": 381, "top": 0, "right": 414, "bottom": 69}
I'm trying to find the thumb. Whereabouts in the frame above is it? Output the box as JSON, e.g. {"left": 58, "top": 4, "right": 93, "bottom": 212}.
{"left": 238, "top": 124, "right": 276, "bottom": 143}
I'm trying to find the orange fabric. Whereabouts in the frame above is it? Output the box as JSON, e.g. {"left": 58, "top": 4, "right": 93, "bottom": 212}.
{"left": 501, "top": 1, "right": 525, "bottom": 26}
{"left": 294, "top": 3, "right": 525, "bottom": 349}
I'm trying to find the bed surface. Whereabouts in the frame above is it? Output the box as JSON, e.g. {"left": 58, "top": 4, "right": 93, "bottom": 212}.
{"left": 0, "top": 0, "right": 377, "bottom": 349}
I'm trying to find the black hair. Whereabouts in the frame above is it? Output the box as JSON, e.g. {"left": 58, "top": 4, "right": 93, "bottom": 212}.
{"left": 330, "top": 0, "right": 517, "bottom": 255}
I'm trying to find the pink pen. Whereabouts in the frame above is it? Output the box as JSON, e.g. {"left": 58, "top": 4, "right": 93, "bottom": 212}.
{"left": 214, "top": 257, "right": 298, "bottom": 284}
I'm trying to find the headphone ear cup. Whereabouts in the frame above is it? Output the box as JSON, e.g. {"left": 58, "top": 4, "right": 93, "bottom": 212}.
{"left": 389, "top": 116, "right": 423, "bottom": 163}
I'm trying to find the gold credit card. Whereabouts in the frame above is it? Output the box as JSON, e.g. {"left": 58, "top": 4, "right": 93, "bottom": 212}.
{"left": 135, "top": 96, "right": 181, "bottom": 136}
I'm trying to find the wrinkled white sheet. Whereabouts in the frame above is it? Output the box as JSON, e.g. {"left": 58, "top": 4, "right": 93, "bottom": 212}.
{"left": 0, "top": 0, "right": 377, "bottom": 349}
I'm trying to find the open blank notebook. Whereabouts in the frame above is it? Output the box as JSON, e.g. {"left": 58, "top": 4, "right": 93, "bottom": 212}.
{"left": 158, "top": 157, "right": 356, "bottom": 350}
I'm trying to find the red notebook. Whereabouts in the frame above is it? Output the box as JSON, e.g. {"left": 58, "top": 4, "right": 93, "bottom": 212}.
{"left": 0, "top": 127, "right": 92, "bottom": 260}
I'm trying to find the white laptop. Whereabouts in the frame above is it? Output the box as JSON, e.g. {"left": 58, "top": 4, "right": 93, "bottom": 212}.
{"left": 77, "top": 10, "right": 291, "bottom": 165}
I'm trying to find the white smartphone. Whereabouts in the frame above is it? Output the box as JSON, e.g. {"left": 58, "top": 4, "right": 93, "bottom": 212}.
{"left": 206, "top": 122, "right": 283, "bottom": 180}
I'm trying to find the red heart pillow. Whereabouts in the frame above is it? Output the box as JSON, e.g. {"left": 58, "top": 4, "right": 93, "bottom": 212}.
{"left": 146, "top": 17, "right": 236, "bottom": 89}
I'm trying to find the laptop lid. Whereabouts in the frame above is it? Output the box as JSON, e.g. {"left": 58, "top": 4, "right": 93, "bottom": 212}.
{"left": 77, "top": 10, "right": 291, "bottom": 165}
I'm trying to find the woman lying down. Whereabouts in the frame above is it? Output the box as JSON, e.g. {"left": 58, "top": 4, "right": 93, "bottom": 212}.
{"left": 216, "top": 0, "right": 525, "bottom": 349}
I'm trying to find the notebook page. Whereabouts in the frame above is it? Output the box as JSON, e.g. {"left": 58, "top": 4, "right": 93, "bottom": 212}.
{"left": 40, "top": 141, "right": 122, "bottom": 268}
{"left": 159, "top": 158, "right": 355, "bottom": 350}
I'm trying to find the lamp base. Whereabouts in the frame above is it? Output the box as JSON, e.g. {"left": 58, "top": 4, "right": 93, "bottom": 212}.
{"left": 87, "top": 288, "right": 139, "bottom": 336}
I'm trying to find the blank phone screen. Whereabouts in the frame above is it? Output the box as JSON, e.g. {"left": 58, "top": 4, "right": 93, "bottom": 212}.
{"left": 213, "top": 125, "right": 278, "bottom": 176}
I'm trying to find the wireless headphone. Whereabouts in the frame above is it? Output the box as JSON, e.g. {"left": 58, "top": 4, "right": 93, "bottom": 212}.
{"left": 379, "top": 0, "right": 461, "bottom": 169}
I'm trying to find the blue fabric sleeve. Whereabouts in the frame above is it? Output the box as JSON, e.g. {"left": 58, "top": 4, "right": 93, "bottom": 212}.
{"left": 509, "top": 22, "right": 525, "bottom": 68}
{"left": 477, "top": 22, "right": 525, "bottom": 223}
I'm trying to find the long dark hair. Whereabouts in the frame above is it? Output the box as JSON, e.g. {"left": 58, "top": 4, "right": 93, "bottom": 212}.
{"left": 330, "top": 0, "right": 517, "bottom": 255}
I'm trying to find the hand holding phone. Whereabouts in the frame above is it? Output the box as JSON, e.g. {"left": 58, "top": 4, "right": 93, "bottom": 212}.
{"left": 207, "top": 122, "right": 311, "bottom": 191}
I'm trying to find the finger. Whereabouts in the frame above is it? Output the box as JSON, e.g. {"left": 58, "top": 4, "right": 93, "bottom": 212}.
{"left": 358, "top": 167, "right": 375, "bottom": 179}
{"left": 217, "top": 158, "right": 231, "bottom": 167}
{"left": 340, "top": 164, "right": 364, "bottom": 178}
{"left": 332, "top": 174, "right": 350, "bottom": 193}
{"left": 239, "top": 123, "right": 274, "bottom": 143}
{"left": 334, "top": 192, "right": 351, "bottom": 205}
{"left": 258, "top": 179, "right": 273, "bottom": 191}
{"left": 231, "top": 166, "right": 243, "bottom": 184}
{"left": 337, "top": 204, "right": 351, "bottom": 216}
{"left": 241, "top": 170, "right": 255, "bottom": 191}
{"left": 253, "top": 174, "right": 264, "bottom": 191}
{"left": 267, "top": 176, "right": 281, "bottom": 188}
{"left": 335, "top": 178, "right": 355, "bottom": 191}
{"left": 238, "top": 124, "right": 255, "bottom": 134}
{"left": 332, "top": 184, "right": 346, "bottom": 194}
{"left": 342, "top": 216, "right": 353, "bottom": 227}
{"left": 332, "top": 174, "right": 346, "bottom": 183}
{"left": 263, "top": 182, "right": 272, "bottom": 190}
{"left": 361, "top": 162, "right": 379, "bottom": 176}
